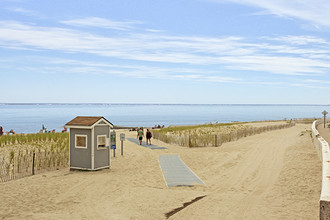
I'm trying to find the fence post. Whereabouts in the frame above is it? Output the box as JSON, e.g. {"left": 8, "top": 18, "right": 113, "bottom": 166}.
{"left": 214, "top": 135, "right": 217, "bottom": 147}
{"left": 188, "top": 134, "right": 191, "bottom": 147}
{"left": 0, "top": 159, "right": 8, "bottom": 182}
{"left": 32, "top": 152, "right": 35, "bottom": 175}
{"left": 12, "top": 162, "right": 14, "bottom": 180}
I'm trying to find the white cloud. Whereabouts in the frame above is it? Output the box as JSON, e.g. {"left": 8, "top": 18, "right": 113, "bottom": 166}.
{"left": 61, "top": 17, "right": 142, "bottom": 31}
{"left": 4, "top": 7, "right": 37, "bottom": 16}
{"left": 0, "top": 20, "right": 330, "bottom": 79}
{"left": 303, "top": 79, "right": 330, "bottom": 84}
{"left": 3, "top": 0, "right": 24, "bottom": 3}
{"left": 29, "top": 57, "right": 242, "bottom": 82}
{"left": 210, "top": 0, "right": 330, "bottom": 27}
{"left": 221, "top": 55, "right": 330, "bottom": 75}
{"left": 291, "top": 83, "right": 330, "bottom": 90}
{"left": 265, "top": 35, "right": 329, "bottom": 45}
{"left": 145, "top": 29, "right": 164, "bottom": 33}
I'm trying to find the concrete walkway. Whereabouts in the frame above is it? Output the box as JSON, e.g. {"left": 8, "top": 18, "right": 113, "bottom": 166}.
{"left": 158, "top": 154, "right": 204, "bottom": 187}
{"left": 126, "top": 137, "right": 167, "bottom": 149}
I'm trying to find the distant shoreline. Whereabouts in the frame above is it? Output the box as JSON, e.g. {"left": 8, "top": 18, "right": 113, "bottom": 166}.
{"left": 0, "top": 104, "right": 327, "bottom": 134}
{"left": 1, "top": 103, "right": 329, "bottom": 106}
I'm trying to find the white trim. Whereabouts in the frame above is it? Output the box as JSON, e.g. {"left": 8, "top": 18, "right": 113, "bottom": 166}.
{"left": 91, "top": 127, "right": 95, "bottom": 170}
{"left": 70, "top": 166, "right": 110, "bottom": 171}
{"left": 69, "top": 131, "right": 71, "bottom": 166}
{"left": 109, "top": 129, "right": 111, "bottom": 167}
{"left": 97, "top": 134, "right": 107, "bottom": 150}
{"left": 65, "top": 118, "right": 114, "bottom": 129}
{"left": 66, "top": 125, "right": 92, "bottom": 129}
{"left": 75, "top": 135, "right": 88, "bottom": 149}
{"left": 94, "top": 165, "right": 110, "bottom": 170}
{"left": 70, "top": 166, "right": 90, "bottom": 170}
{"left": 92, "top": 118, "right": 114, "bottom": 129}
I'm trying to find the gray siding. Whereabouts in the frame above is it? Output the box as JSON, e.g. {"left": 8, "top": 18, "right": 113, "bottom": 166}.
{"left": 70, "top": 128, "right": 92, "bottom": 169}
{"left": 94, "top": 125, "right": 110, "bottom": 169}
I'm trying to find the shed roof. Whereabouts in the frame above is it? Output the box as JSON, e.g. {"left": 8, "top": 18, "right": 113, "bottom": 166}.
{"left": 65, "top": 116, "right": 113, "bottom": 127}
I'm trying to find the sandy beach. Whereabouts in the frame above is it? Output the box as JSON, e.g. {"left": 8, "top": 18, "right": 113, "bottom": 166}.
{"left": 0, "top": 123, "right": 321, "bottom": 219}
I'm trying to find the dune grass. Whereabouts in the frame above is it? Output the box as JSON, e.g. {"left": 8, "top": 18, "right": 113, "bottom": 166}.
{"left": 0, "top": 132, "right": 69, "bottom": 182}
{"left": 153, "top": 121, "right": 295, "bottom": 147}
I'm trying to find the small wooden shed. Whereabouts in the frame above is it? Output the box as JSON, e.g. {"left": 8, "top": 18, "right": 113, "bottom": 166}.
{"left": 65, "top": 116, "right": 114, "bottom": 171}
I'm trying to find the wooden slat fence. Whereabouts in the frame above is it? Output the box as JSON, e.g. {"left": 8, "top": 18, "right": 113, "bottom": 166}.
{"left": 0, "top": 150, "right": 69, "bottom": 183}
{"left": 153, "top": 123, "right": 295, "bottom": 147}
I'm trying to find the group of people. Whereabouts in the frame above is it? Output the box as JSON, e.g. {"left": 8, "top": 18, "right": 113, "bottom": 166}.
{"left": 40, "top": 124, "right": 66, "bottom": 133}
{"left": 0, "top": 127, "right": 15, "bottom": 135}
{"left": 152, "top": 124, "right": 165, "bottom": 129}
{"left": 137, "top": 127, "right": 152, "bottom": 145}
{"left": 0, "top": 124, "right": 67, "bottom": 136}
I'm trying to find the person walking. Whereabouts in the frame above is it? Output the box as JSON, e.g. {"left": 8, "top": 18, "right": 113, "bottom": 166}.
{"left": 146, "top": 129, "right": 152, "bottom": 145}
{"left": 137, "top": 127, "right": 144, "bottom": 145}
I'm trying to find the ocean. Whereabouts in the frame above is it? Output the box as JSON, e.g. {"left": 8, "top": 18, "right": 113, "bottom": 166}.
{"left": 0, "top": 103, "right": 329, "bottom": 133}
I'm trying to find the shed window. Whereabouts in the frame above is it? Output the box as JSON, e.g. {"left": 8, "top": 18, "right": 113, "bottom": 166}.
{"left": 75, "top": 135, "right": 87, "bottom": 148}
{"left": 97, "top": 135, "right": 107, "bottom": 149}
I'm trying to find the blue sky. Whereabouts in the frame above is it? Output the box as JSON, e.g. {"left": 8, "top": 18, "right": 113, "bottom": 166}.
{"left": 1, "top": 0, "right": 330, "bottom": 104}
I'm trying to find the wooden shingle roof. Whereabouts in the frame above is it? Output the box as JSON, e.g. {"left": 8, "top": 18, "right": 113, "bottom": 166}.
{"left": 65, "top": 116, "right": 113, "bottom": 127}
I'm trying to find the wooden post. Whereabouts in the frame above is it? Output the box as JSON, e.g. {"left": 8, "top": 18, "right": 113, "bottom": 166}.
{"left": 0, "top": 158, "right": 9, "bottom": 182}
{"left": 322, "top": 110, "right": 328, "bottom": 128}
{"left": 214, "top": 135, "right": 217, "bottom": 147}
{"left": 121, "top": 140, "right": 123, "bottom": 156}
{"left": 188, "top": 134, "right": 191, "bottom": 148}
{"left": 32, "top": 152, "right": 35, "bottom": 175}
{"left": 11, "top": 163, "right": 14, "bottom": 180}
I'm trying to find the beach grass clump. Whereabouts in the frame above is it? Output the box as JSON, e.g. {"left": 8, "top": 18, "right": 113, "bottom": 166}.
{"left": 156, "top": 122, "right": 248, "bottom": 134}
{"left": 0, "top": 132, "right": 69, "bottom": 182}
{"left": 0, "top": 132, "right": 69, "bottom": 147}
{"left": 153, "top": 120, "right": 295, "bottom": 148}
{"left": 294, "top": 118, "right": 318, "bottom": 124}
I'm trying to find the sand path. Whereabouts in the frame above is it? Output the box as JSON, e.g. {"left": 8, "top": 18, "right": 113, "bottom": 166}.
{"left": 0, "top": 124, "right": 321, "bottom": 219}
{"left": 171, "top": 124, "right": 321, "bottom": 219}
{"left": 317, "top": 122, "right": 330, "bottom": 143}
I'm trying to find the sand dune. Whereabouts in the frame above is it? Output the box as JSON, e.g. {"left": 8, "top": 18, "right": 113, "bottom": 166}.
{"left": 0, "top": 124, "right": 321, "bottom": 219}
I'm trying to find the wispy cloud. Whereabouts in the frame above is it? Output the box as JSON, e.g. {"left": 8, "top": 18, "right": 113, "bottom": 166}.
{"left": 264, "top": 35, "right": 329, "bottom": 45}
{"left": 145, "top": 29, "right": 164, "bottom": 33}
{"left": 3, "top": 0, "right": 25, "bottom": 3}
{"left": 61, "top": 17, "right": 142, "bottom": 31}
{"left": 0, "top": 20, "right": 330, "bottom": 80}
{"left": 209, "top": 0, "right": 330, "bottom": 28}
{"left": 303, "top": 79, "right": 330, "bottom": 84}
{"left": 4, "top": 7, "right": 37, "bottom": 16}
{"left": 4, "top": 54, "right": 328, "bottom": 89}
{"left": 5, "top": 56, "right": 241, "bottom": 83}
{"left": 291, "top": 83, "right": 330, "bottom": 90}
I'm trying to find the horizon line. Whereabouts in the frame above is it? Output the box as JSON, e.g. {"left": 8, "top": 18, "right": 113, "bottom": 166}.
{"left": 0, "top": 103, "right": 329, "bottom": 106}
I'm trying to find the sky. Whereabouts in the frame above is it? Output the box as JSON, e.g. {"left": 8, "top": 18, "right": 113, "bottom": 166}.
{"left": 1, "top": 0, "right": 330, "bottom": 104}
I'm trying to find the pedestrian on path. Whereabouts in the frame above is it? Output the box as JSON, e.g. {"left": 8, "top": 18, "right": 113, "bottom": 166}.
{"left": 146, "top": 129, "right": 152, "bottom": 145}
{"left": 137, "top": 127, "right": 144, "bottom": 145}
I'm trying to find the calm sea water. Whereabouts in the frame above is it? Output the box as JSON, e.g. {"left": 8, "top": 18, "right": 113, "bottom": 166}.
{"left": 0, "top": 104, "right": 329, "bottom": 133}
